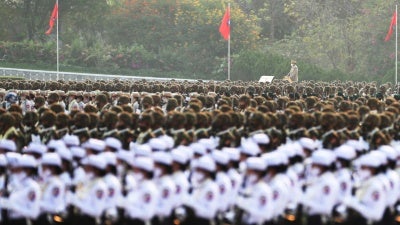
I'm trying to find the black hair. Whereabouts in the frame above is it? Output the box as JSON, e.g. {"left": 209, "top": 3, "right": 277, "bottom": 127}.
{"left": 337, "top": 158, "right": 351, "bottom": 168}
{"left": 289, "top": 155, "right": 303, "bottom": 165}
{"left": 107, "top": 164, "right": 117, "bottom": 175}
{"left": 216, "top": 163, "right": 228, "bottom": 173}
{"left": 158, "top": 163, "right": 173, "bottom": 175}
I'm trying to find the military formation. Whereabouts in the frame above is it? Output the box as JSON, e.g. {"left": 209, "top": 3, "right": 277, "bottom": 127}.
{"left": 0, "top": 78, "right": 399, "bottom": 225}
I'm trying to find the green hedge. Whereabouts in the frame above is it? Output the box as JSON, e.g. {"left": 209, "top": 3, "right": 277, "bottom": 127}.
{"left": 0, "top": 41, "right": 361, "bottom": 81}
{"left": 0, "top": 76, "right": 25, "bottom": 80}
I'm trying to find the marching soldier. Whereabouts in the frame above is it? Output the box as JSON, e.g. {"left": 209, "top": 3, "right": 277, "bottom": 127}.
{"left": 210, "top": 150, "right": 232, "bottom": 222}
{"left": 38, "top": 111, "right": 57, "bottom": 145}
{"left": 262, "top": 151, "right": 291, "bottom": 223}
{"left": 236, "top": 157, "right": 274, "bottom": 225}
{"left": 95, "top": 94, "right": 112, "bottom": 113}
{"left": 71, "top": 112, "right": 91, "bottom": 144}
{"left": 153, "top": 152, "right": 176, "bottom": 225}
{"left": 300, "top": 150, "right": 339, "bottom": 225}
{"left": 99, "top": 111, "right": 120, "bottom": 139}
{"left": 170, "top": 149, "right": 190, "bottom": 210}
{"left": 0, "top": 154, "right": 41, "bottom": 225}
{"left": 116, "top": 112, "right": 135, "bottom": 150}
{"left": 124, "top": 156, "right": 159, "bottom": 225}
{"left": 182, "top": 155, "right": 219, "bottom": 225}
{"left": 101, "top": 152, "right": 122, "bottom": 225}
{"left": 151, "top": 110, "right": 166, "bottom": 138}
{"left": 55, "top": 113, "right": 70, "bottom": 140}
{"left": 344, "top": 153, "right": 386, "bottom": 225}
{"left": 69, "top": 155, "right": 108, "bottom": 225}
{"left": 136, "top": 112, "right": 155, "bottom": 144}
{"left": 36, "top": 153, "right": 66, "bottom": 225}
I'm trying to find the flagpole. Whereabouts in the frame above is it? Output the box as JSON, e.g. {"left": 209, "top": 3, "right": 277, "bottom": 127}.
{"left": 227, "top": 3, "right": 231, "bottom": 81}
{"left": 396, "top": 4, "right": 398, "bottom": 85}
{"left": 56, "top": 0, "right": 59, "bottom": 80}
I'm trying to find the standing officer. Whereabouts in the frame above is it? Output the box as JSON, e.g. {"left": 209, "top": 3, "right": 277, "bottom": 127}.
{"left": 287, "top": 60, "right": 298, "bottom": 83}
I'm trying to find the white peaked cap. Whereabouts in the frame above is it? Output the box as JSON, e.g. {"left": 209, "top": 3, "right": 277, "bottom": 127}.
{"left": 311, "top": 149, "right": 336, "bottom": 166}
{"left": 62, "top": 134, "right": 80, "bottom": 146}
{"left": 246, "top": 157, "right": 266, "bottom": 171}
{"left": 171, "top": 149, "right": 189, "bottom": 165}
{"left": 194, "top": 155, "right": 216, "bottom": 172}
{"left": 211, "top": 150, "right": 229, "bottom": 165}
{"left": 105, "top": 137, "right": 122, "bottom": 150}
{"left": 251, "top": 133, "right": 270, "bottom": 145}
{"left": 0, "top": 139, "right": 17, "bottom": 152}
{"left": 82, "top": 139, "right": 106, "bottom": 152}
{"left": 41, "top": 153, "right": 62, "bottom": 167}
{"left": 133, "top": 156, "right": 154, "bottom": 172}
{"left": 153, "top": 151, "right": 172, "bottom": 165}
{"left": 334, "top": 145, "right": 356, "bottom": 160}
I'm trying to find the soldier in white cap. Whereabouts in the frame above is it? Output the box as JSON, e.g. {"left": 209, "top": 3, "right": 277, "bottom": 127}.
{"left": 35, "top": 153, "right": 66, "bottom": 225}
{"left": 69, "top": 155, "right": 107, "bottom": 225}
{"left": 343, "top": 153, "right": 386, "bottom": 225}
{"left": 222, "top": 147, "right": 242, "bottom": 209}
{"left": 70, "top": 146, "right": 86, "bottom": 188}
{"left": 101, "top": 152, "right": 122, "bottom": 225}
{"left": 334, "top": 145, "right": 356, "bottom": 202}
{"left": 0, "top": 155, "right": 8, "bottom": 225}
{"left": 369, "top": 150, "right": 395, "bottom": 225}
{"left": 182, "top": 155, "right": 219, "bottom": 225}
{"left": 124, "top": 157, "right": 159, "bottom": 225}
{"left": 0, "top": 139, "right": 17, "bottom": 154}
{"left": 262, "top": 151, "right": 291, "bottom": 222}
{"left": 152, "top": 152, "right": 176, "bottom": 225}
{"left": 235, "top": 157, "right": 273, "bottom": 225}
{"left": 211, "top": 150, "right": 232, "bottom": 222}
{"left": 238, "top": 139, "right": 261, "bottom": 173}
{"left": 332, "top": 144, "right": 356, "bottom": 224}
{"left": 300, "top": 149, "right": 339, "bottom": 225}
{"left": 170, "top": 149, "right": 190, "bottom": 210}
{"left": 82, "top": 138, "right": 106, "bottom": 156}
{"left": 0, "top": 154, "right": 41, "bottom": 225}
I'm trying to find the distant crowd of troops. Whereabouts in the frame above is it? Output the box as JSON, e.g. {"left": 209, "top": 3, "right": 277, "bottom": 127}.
{"left": 0, "top": 78, "right": 398, "bottom": 225}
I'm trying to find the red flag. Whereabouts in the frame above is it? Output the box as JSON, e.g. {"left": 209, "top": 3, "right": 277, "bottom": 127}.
{"left": 45, "top": 3, "right": 58, "bottom": 35}
{"left": 385, "top": 11, "right": 397, "bottom": 41}
{"left": 219, "top": 7, "right": 230, "bottom": 40}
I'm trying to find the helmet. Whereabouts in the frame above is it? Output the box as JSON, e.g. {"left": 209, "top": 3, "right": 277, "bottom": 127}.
{"left": 5, "top": 92, "right": 17, "bottom": 103}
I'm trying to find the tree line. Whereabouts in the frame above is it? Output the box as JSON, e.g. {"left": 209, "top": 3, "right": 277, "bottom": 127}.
{"left": 0, "top": 0, "right": 398, "bottom": 82}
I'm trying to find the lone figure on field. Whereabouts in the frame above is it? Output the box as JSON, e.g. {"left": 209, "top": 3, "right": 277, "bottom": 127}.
{"left": 287, "top": 60, "right": 298, "bottom": 82}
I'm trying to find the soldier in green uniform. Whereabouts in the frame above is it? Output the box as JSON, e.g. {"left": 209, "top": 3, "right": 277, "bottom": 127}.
{"left": 55, "top": 112, "right": 71, "bottom": 139}
{"left": 136, "top": 112, "right": 155, "bottom": 144}
{"left": 72, "top": 112, "right": 91, "bottom": 144}
{"left": 116, "top": 112, "right": 135, "bottom": 150}
{"left": 38, "top": 110, "right": 57, "bottom": 144}
{"left": 100, "top": 111, "right": 120, "bottom": 139}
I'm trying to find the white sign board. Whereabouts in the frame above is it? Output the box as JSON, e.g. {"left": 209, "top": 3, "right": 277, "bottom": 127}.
{"left": 258, "top": 76, "right": 274, "bottom": 83}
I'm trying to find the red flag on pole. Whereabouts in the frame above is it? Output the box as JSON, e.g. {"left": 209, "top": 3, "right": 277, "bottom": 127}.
{"left": 219, "top": 7, "right": 230, "bottom": 40}
{"left": 385, "top": 11, "right": 397, "bottom": 41}
{"left": 45, "top": 3, "right": 58, "bottom": 35}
